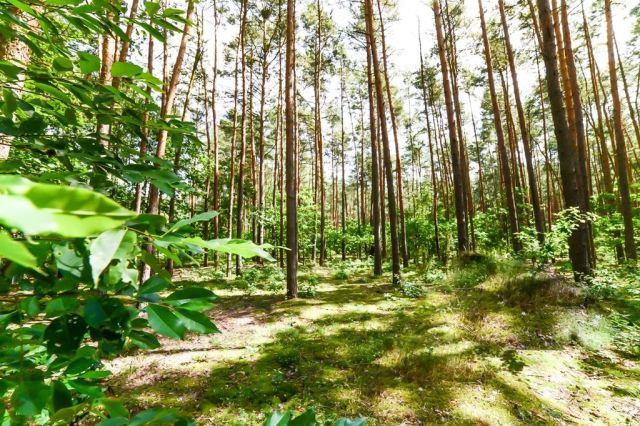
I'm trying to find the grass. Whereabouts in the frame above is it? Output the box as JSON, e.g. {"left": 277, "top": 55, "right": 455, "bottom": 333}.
{"left": 106, "top": 258, "right": 640, "bottom": 425}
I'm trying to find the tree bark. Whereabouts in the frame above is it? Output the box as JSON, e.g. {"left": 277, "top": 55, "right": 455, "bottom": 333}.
{"left": 605, "top": 0, "right": 637, "bottom": 260}
{"left": 499, "top": 0, "right": 545, "bottom": 243}
{"left": 364, "top": 0, "right": 401, "bottom": 285}
{"left": 433, "top": 0, "right": 468, "bottom": 254}
{"left": 285, "top": 0, "right": 298, "bottom": 298}
{"left": 478, "top": 0, "right": 521, "bottom": 252}
{"left": 537, "top": 0, "right": 591, "bottom": 278}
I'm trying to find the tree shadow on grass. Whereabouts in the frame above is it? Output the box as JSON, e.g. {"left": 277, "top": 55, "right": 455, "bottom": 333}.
{"left": 114, "top": 266, "right": 640, "bottom": 424}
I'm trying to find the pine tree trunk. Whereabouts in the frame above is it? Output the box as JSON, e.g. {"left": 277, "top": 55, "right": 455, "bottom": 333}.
{"left": 605, "top": 0, "right": 637, "bottom": 260}
{"left": 537, "top": 0, "right": 591, "bottom": 278}
{"left": 433, "top": 0, "right": 468, "bottom": 254}
{"left": 366, "top": 43, "right": 383, "bottom": 276}
{"left": 285, "top": 0, "right": 298, "bottom": 298}
{"left": 499, "top": 0, "right": 545, "bottom": 243}
{"left": 478, "top": 0, "right": 521, "bottom": 253}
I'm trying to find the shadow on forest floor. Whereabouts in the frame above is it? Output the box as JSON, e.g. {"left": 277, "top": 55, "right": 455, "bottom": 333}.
{"left": 107, "top": 260, "right": 640, "bottom": 425}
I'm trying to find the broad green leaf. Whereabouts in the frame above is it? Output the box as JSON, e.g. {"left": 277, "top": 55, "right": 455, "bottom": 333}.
{"left": 144, "top": 1, "right": 161, "bottom": 16}
{"left": 11, "top": 381, "right": 50, "bottom": 417}
{"left": 78, "top": 52, "right": 100, "bottom": 74}
{"left": 333, "top": 419, "right": 366, "bottom": 426}
{"left": 165, "top": 287, "right": 217, "bottom": 310}
{"left": 51, "top": 381, "right": 73, "bottom": 412}
{"left": 50, "top": 403, "right": 90, "bottom": 425}
{"left": 128, "top": 330, "right": 160, "bottom": 349}
{"left": 44, "top": 314, "right": 88, "bottom": 355}
{"left": 111, "top": 61, "right": 143, "bottom": 77}
{"left": 167, "top": 210, "right": 218, "bottom": 233}
{"left": 139, "top": 274, "right": 170, "bottom": 294}
{"left": 89, "top": 229, "right": 126, "bottom": 284}
{"left": 3, "top": 88, "right": 17, "bottom": 115}
{"left": 6, "top": 0, "right": 37, "bottom": 15}
{"left": 146, "top": 304, "right": 185, "bottom": 339}
{"left": 0, "top": 176, "right": 135, "bottom": 237}
{"left": 0, "top": 231, "right": 39, "bottom": 270}
{"left": 46, "top": 297, "right": 80, "bottom": 317}
{"left": 175, "top": 308, "right": 219, "bottom": 334}
{"left": 53, "top": 56, "right": 74, "bottom": 71}
{"left": 264, "top": 412, "right": 292, "bottom": 426}
{"left": 33, "top": 82, "right": 71, "bottom": 103}
{"left": 97, "top": 417, "right": 129, "bottom": 426}
{"left": 65, "top": 357, "right": 98, "bottom": 375}
{"left": 100, "top": 398, "right": 129, "bottom": 418}
{"left": 184, "top": 238, "right": 275, "bottom": 261}
{"left": 67, "top": 379, "right": 103, "bottom": 398}
{"left": 128, "top": 408, "right": 183, "bottom": 426}
{"left": 290, "top": 408, "right": 316, "bottom": 426}
{"left": 19, "top": 296, "right": 40, "bottom": 317}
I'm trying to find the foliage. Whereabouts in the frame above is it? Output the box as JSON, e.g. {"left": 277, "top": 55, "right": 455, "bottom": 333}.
{"left": 399, "top": 281, "right": 427, "bottom": 298}
{"left": 0, "top": 177, "right": 271, "bottom": 424}
{"left": 517, "top": 208, "right": 598, "bottom": 268}
{"left": 298, "top": 274, "right": 320, "bottom": 298}
{"left": 264, "top": 408, "right": 365, "bottom": 426}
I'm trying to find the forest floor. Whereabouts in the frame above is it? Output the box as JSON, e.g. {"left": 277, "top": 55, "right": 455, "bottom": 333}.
{"left": 107, "top": 258, "right": 640, "bottom": 425}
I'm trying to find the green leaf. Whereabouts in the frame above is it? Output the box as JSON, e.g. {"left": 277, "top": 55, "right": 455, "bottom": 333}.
{"left": 89, "top": 229, "right": 126, "bottom": 284}
{"left": 97, "top": 417, "right": 129, "bottom": 426}
{"left": 129, "top": 330, "right": 160, "bottom": 349}
{"left": 174, "top": 308, "right": 219, "bottom": 334}
{"left": 50, "top": 403, "right": 90, "bottom": 425}
{"left": 51, "top": 381, "right": 73, "bottom": 412}
{"left": 11, "top": 381, "right": 50, "bottom": 417}
{"left": 44, "top": 314, "right": 88, "bottom": 355}
{"left": 3, "top": 88, "right": 17, "bottom": 115}
{"left": 33, "top": 82, "right": 71, "bottom": 103}
{"left": 139, "top": 274, "right": 170, "bottom": 294}
{"left": 78, "top": 52, "right": 100, "bottom": 74}
{"left": 165, "top": 287, "right": 217, "bottom": 310}
{"left": 0, "top": 176, "right": 135, "bottom": 237}
{"left": 333, "top": 419, "right": 366, "bottom": 426}
{"left": 290, "top": 408, "right": 316, "bottom": 426}
{"left": 53, "top": 56, "right": 74, "bottom": 71}
{"left": 100, "top": 398, "right": 129, "bottom": 418}
{"left": 65, "top": 357, "right": 98, "bottom": 375}
{"left": 146, "top": 304, "right": 185, "bottom": 339}
{"left": 264, "top": 412, "right": 292, "bottom": 426}
{"left": 144, "top": 1, "right": 161, "bottom": 16}
{"left": 184, "top": 238, "right": 276, "bottom": 261}
{"left": 111, "top": 61, "right": 143, "bottom": 77}
{"left": 6, "top": 0, "right": 37, "bottom": 16}
{"left": 67, "top": 379, "right": 103, "bottom": 398}
{"left": 0, "top": 231, "right": 39, "bottom": 270}
{"left": 19, "top": 296, "right": 40, "bottom": 317}
{"left": 46, "top": 297, "right": 80, "bottom": 317}
{"left": 167, "top": 211, "right": 218, "bottom": 233}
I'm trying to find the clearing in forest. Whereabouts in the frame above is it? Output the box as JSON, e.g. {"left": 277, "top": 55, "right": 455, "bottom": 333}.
{"left": 108, "top": 260, "right": 640, "bottom": 425}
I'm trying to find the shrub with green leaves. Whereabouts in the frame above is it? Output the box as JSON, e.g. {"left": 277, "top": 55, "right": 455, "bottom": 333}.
{"left": 264, "top": 408, "right": 365, "bottom": 426}
{"left": 0, "top": 176, "right": 272, "bottom": 425}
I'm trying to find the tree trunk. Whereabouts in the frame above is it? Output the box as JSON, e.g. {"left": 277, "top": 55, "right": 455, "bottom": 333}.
{"left": 433, "top": 0, "right": 468, "bottom": 253}
{"left": 499, "top": 0, "right": 545, "bottom": 243}
{"left": 537, "top": 0, "right": 591, "bottom": 278}
{"left": 147, "top": 0, "right": 195, "bottom": 215}
{"left": 605, "top": 0, "right": 637, "bottom": 260}
{"left": 478, "top": 0, "right": 521, "bottom": 252}
{"left": 365, "top": 0, "right": 401, "bottom": 285}
{"left": 285, "top": 0, "right": 298, "bottom": 298}
{"left": 376, "top": 0, "right": 409, "bottom": 267}
{"left": 366, "top": 43, "right": 383, "bottom": 276}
